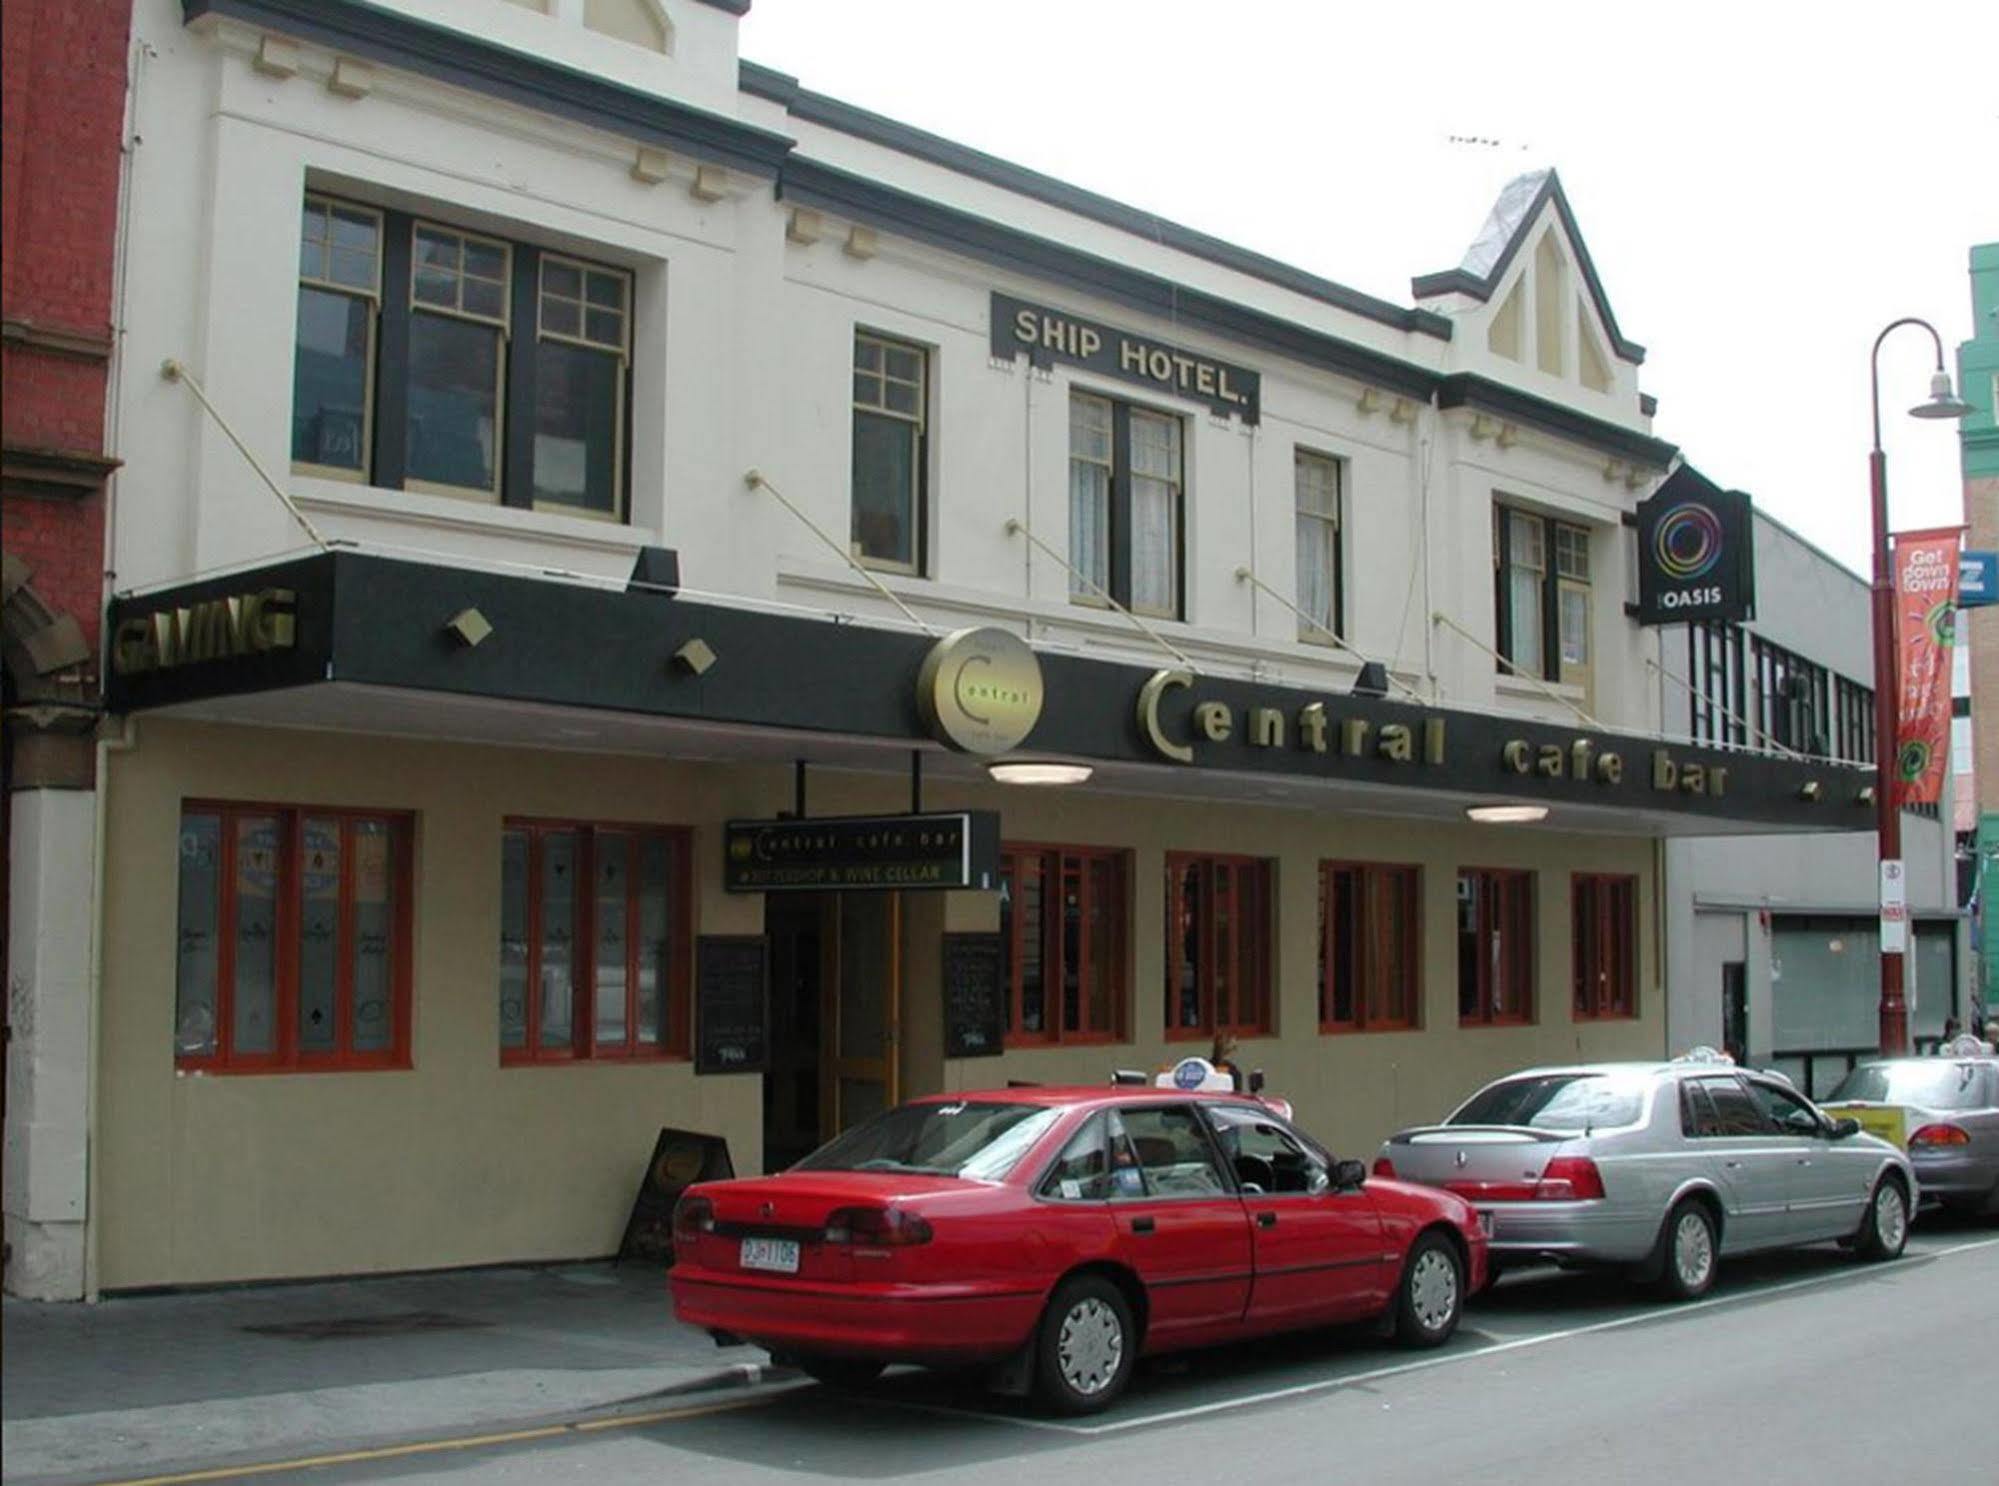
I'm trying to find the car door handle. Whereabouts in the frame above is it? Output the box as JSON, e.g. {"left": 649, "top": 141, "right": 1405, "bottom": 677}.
{"left": 1256, "top": 1212, "right": 1278, "bottom": 1229}
{"left": 1130, "top": 1216, "right": 1156, "bottom": 1235}
{"left": 1724, "top": 1160, "right": 1745, "bottom": 1170}
{"left": 1796, "top": 1158, "right": 1813, "bottom": 1167}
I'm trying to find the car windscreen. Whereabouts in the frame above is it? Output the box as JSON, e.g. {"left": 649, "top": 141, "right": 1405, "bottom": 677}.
{"left": 1449, "top": 1074, "right": 1648, "bottom": 1133}
{"left": 793, "top": 1101, "right": 1063, "bottom": 1180}
{"left": 1827, "top": 1062, "right": 1990, "bottom": 1111}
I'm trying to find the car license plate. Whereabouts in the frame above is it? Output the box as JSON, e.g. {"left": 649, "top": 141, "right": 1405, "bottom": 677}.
{"left": 740, "top": 1237, "right": 800, "bottom": 1274}
{"left": 1477, "top": 1210, "right": 1495, "bottom": 1238}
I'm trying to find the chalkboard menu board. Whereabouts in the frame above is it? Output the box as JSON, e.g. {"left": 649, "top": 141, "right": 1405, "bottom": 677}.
{"left": 695, "top": 935, "right": 768, "bottom": 1074}
{"left": 942, "top": 932, "right": 1006, "bottom": 1058}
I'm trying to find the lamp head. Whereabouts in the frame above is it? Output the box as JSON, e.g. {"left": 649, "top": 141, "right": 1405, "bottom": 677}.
{"left": 1909, "top": 370, "right": 1974, "bottom": 420}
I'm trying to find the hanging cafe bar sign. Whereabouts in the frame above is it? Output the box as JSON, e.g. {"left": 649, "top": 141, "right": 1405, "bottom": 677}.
{"left": 991, "top": 292, "right": 1262, "bottom": 423}
{"left": 723, "top": 812, "right": 1001, "bottom": 893}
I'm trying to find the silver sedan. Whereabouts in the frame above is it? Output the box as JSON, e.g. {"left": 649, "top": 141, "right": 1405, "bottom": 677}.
{"left": 1374, "top": 1056, "right": 1917, "bottom": 1300}
{"left": 1822, "top": 1057, "right": 1999, "bottom": 1217}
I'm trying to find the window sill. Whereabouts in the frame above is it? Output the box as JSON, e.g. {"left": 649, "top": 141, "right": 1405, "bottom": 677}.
{"left": 500, "top": 1051, "right": 690, "bottom": 1067}
{"left": 1458, "top": 1018, "right": 1537, "bottom": 1030}
{"left": 175, "top": 1059, "right": 413, "bottom": 1076}
{"left": 1571, "top": 1013, "right": 1639, "bottom": 1024}
{"left": 1494, "top": 674, "right": 1586, "bottom": 704}
{"left": 294, "top": 476, "right": 658, "bottom": 558}
{"left": 1320, "top": 1022, "right": 1420, "bottom": 1036}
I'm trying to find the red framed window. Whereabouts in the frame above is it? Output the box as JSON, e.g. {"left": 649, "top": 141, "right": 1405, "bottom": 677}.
{"left": 1572, "top": 874, "right": 1638, "bottom": 1019}
{"left": 1165, "top": 853, "right": 1274, "bottom": 1039}
{"left": 1319, "top": 861, "right": 1421, "bottom": 1032}
{"left": 999, "top": 844, "right": 1127, "bottom": 1044}
{"left": 174, "top": 802, "right": 414, "bottom": 1072}
{"left": 500, "top": 820, "right": 692, "bottom": 1062}
{"left": 1458, "top": 868, "right": 1534, "bottom": 1025}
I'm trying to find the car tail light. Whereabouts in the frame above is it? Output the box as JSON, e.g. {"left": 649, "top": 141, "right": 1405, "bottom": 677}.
{"left": 1910, "top": 1123, "right": 1971, "bottom": 1147}
{"left": 822, "top": 1206, "right": 934, "bottom": 1247}
{"left": 1373, "top": 1156, "right": 1398, "bottom": 1178}
{"left": 1533, "top": 1157, "right": 1606, "bottom": 1201}
{"left": 672, "top": 1195, "right": 714, "bottom": 1241}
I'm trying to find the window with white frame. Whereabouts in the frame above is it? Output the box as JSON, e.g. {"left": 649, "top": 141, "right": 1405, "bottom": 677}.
{"left": 289, "top": 192, "right": 633, "bottom": 520}
{"left": 850, "top": 332, "right": 927, "bottom": 571}
{"left": 1068, "top": 392, "right": 1183, "bottom": 619}
{"left": 1294, "top": 449, "right": 1343, "bottom": 641}
{"left": 1494, "top": 504, "right": 1591, "bottom": 686}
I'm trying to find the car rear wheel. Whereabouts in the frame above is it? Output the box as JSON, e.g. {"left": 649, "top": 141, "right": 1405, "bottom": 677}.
{"left": 1854, "top": 1176, "right": 1909, "bottom": 1262}
{"left": 797, "top": 1356, "right": 887, "bottom": 1389}
{"left": 1393, "top": 1232, "right": 1463, "bottom": 1347}
{"left": 1033, "top": 1275, "right": 1135, "bottom": 1415}
{"left": 1658, "top": 1199, "right": 1718, "bottom": 1301}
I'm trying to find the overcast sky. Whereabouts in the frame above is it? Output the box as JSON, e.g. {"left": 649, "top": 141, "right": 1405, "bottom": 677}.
{"left": 738, "top": 0, "right": 1997, "bottom": 576}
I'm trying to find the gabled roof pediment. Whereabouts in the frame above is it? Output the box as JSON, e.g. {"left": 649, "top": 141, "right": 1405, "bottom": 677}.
{"left": 1412, "top": 168, "right": 1644, "bottom": 365}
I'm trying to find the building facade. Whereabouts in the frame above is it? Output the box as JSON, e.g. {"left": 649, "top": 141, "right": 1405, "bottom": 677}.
{"left": 1959, "top": 243, "right": 1999, "bottom": 1023}
{"left": 57, "top": 0, "right": 1870, "bottom": 1294}
{"left": 2, "top": 0, "right": 133, "bottom": 1299}
{"left": 1661, "top": 511, "right": 1963, "bottom": 1096}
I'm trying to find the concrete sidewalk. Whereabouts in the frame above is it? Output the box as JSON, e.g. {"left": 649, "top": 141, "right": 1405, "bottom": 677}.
{"left": 1, "top": 1262, "right": 782, "bottom": 1485}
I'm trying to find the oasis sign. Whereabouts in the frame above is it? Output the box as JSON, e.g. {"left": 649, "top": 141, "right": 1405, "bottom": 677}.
{"left": 1633, "top": 465, "right": 1755, "bottom": 625}
{"left": 991, "top": 293, "right": 1261, "bottom": 424}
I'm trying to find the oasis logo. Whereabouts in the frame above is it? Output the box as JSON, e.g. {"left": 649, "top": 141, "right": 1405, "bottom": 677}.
{"left": 112, "top": 588, "right": 297, "bottom": 676}
{"left": 1634, "top": 468, "right": 1754, "bottom": 626}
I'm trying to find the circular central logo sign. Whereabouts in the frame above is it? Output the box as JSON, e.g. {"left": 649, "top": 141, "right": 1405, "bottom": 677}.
{"left": 1654, "top": 501, "right": 1725, "bottom": 581}
{"left": 917, "top": 627, "right": 1044, "bottom": 755}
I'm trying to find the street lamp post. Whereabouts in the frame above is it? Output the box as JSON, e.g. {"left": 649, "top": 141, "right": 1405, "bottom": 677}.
{"left": 1867, "top": 318, "right": 1972, "bottom": 1056}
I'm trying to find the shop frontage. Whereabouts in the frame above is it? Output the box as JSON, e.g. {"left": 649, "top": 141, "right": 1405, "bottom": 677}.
{"left": 91, "top": 550, "right": 1872, "bottom": 1290}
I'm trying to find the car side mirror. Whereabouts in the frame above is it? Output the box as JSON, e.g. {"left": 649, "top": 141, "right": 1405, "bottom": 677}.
{"left": 1829, "top": 1117, "right": 1862, "bottom": 1140}
{"left": 1333, "top": 1158, "right": 1368, "bottom": 1191}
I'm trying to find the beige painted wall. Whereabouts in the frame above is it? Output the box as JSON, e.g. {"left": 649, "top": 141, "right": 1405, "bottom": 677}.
{"left": 97, "top": 721, "right": 1665, "bottom": 1289}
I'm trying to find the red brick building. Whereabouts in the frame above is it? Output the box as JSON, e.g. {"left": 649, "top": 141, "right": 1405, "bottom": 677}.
{"left": 3, "top": 0, "right": 131, "bottom": 1298}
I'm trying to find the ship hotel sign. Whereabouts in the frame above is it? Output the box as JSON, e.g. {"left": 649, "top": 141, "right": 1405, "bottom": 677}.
{"left": 991, "top": 293, "right": 1261, "bottom": 423}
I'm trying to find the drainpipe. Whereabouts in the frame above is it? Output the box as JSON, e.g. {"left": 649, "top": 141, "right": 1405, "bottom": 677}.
{"left": 82, "top": 717, "right": 137, "bottom": 1303}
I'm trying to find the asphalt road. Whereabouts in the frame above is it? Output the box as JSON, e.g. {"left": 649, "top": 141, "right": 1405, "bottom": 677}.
{"left": 104, "top": 1218, "right": 1999, "bottom": 1486}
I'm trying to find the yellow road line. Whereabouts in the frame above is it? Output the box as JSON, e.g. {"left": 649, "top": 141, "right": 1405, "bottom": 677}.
{"left": 88, "top": 1390, "right": 786, "bottom": 1486}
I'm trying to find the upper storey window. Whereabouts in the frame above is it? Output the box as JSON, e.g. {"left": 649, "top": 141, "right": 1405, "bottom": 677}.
{"left": 1494, "top": 503, "right": 1591, "bottom": 694}
{"left": 1069, "top": 393, "right": 1183, "bottom": 620}
{"left": 290, "top": 193, "right": 633, "bottom": 521}
{"left": 851, "top": 332, "right": 928, "bottom": 573}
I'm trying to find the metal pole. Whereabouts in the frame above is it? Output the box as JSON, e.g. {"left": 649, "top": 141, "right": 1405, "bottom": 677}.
{"left": 1869, "top": 444, "right": 1908, "bottom": 1056}
{"left": 793, "top": 759, "right": 807, "bottom": 820}
{"left": 910, "top": 750, "right": 923, "bottom": 815}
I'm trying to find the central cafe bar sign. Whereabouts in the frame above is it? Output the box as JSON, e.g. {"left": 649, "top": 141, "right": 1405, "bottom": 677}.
{"left": 991, "top": 293, "right": 1261, "bottom": 423}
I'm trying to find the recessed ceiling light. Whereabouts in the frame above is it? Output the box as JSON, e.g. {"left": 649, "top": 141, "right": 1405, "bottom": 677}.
{"left": 1466, "top": 803, "right": 1549, "bottom": 824}
{"left": 987, "top": 760, "right": 1094, "bottom": 787}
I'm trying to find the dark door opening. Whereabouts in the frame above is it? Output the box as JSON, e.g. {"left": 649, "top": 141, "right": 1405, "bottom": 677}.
{"left": 764, "top": 896, "right": 825, "bottom": 1173}
{"left": 1722, "top": 960, "right": 1747, "bottom": 1064}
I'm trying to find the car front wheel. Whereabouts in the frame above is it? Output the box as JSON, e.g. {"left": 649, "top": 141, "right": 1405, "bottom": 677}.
{"left": 1854, "top": 1176, "right": 1909, "bottom": 1262}
{"left": 1033, "top": 1275, "right": 1135, "bottom": 1415}
{"left": 1658, "top": 1199, "right": 1718, "bottom": 1301}
{"left": 1393, "top": 1232, "right": 1463, "bottom": 1347}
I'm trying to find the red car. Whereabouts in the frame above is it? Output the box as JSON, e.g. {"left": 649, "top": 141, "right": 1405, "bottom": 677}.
{"left": 670, "top": 1083, "right": 1487, "bottom": 1412}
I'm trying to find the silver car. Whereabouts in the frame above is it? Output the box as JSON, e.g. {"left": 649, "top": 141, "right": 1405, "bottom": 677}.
{"left": 1822, "top": 1057, "right": 1999, "bottom": 1218}
{"left": 1374, "top": 1055, "right": 1917, "bottom": 1300}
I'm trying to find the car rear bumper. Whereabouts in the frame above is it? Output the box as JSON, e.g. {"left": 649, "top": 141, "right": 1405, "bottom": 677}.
{"left": 1909, "top": 1150, "right": 1999, "bottom": 1204}
{"left": 670, "top": 1268, "right": 1044, "bottom": 1363}
{"left": 1480, "top": 1202, "right": 1658, "bottom": 1266}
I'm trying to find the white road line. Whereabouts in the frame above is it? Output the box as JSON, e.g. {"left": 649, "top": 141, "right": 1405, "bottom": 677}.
{"left": 887, "top": 1234, "right": 1999, "bottom": 1438}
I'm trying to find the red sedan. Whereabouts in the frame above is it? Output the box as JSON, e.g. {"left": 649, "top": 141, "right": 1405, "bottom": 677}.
{"left": 670, "top": 1083, "right": 1486, "bottom": 1412}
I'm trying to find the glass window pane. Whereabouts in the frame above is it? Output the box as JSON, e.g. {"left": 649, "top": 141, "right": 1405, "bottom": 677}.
{"left": 1068, "top": 459, "right": 1109, "bottom": 597}
{"left": 1296, "top": 452, "right": 1339, "bottom": 517}
{"left": 350, "top": 819, "right": 396, "bottom": 1053}
{"left": 1061, "top": 861, "right": 1082, "bottom": 1034}
{"left": 1070, "top": 394, "right": 1111, "bottom": 462}
{"left": 584, "top": 307, "right": 621, "bottom": 347}
{"left": 500, "top": 830, "right": 530, "bottom": 1050}
{"left": 1130, "top": 474, "right": 1178, "bottom": 615}
{"left": 330, "top": 248, "right": 376, "bottom": 292}
{"left": 594, "top": 832, "right": 630, "bottom": 1050}
{"left": 176, "top": 815, "right": 223, "bottom": 1058}
{"left": 637, "top": 836, "right": 671, "bottom": 1047}
{"left": 540, "top": 831, "right": 577, "bottom": 1048}
{"left": 1508, "top": 512, "right": 1545, "bottom": 568}
{"left": 851, "top": 410, "right": 916, "bottom": 565}
{"left": 884, "top": 379, "right": 919, "bottom": 417}
{"left": 291, "top": 287, "right": 371, "bottom": 471}
{"left": 408, "top": 314, "right": 501, "bottom": 492}
{"left": 1174, "top": 863, "right": 1203, "bottom": 1030}
{"left": 463, "top": 239, "right": 507, "bottom": 283}
{"left": 585, "top": 270, "right": 624, "bottom": 309}
{"left": 1297, "top": 512, "right": 1337, "bottom": 632}
{"left": 1508, "top": 569, "right": 1545, "bottom": 677}
{"left": 233, "top": 816, "right": 281, "bottom": 1056}
{"left": 884, "top": 345, "right": 921, "bottom": 382}
{"left": 413, "top": 266, "right": 457, "bottom": 308}
{"left": 1087, "top": 856, "right": 1117, "bottom": 1035}
{"left": 533, "top": 339, "right": 620, "bottom": 513}
{"left": 544, "top": 260, "right": 582, "bottom": 301}
{"left": 1019, "top": 858, "right": 1045, "bottom": 1033}
{"left": 415, "top": 228, "right": 459, "bottom": 271}
{"left": 299, "top": 817, "right": 341, "bottom": 1054}
{"left": 853, "top": 336, "right": 882, "bottom": 373}
{"left": 463, "top": 277, "right": 507, "bottom": 322}
{"left": 1560, "top": 586, "right": 1590, "bottom": 666}
{"left": 542, "top": 297, "right": 581, "bottom": 340}
{"left": 1130, "top": 411, "right": 1179, "bottom": 479}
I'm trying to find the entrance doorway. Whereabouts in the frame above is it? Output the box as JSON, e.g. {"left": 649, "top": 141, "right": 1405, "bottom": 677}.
{"left": 762, "top": 893, "right": 902, "bottom": 1172}
{"left": 1722, "top": 960, "right": 1747, "bottom": 1063}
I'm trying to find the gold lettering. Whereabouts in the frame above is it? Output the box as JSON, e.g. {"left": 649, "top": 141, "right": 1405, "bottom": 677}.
{"left": 1148, "top": 348, "right": 1173, "bottom": 382}
{"left": 1536, "top": 744, "right": 1564, "bottom": 778}
{"left": 1425, "top": 718, "right": 1447, "bottom": 765}
{"left": 1196, "top": 363, "right": 1217, "bottom": 397}
{"left": 1120, "top": 340, "right": 1146, "bottom": 375}
{"left": 1171, "top": 352, "right": 1196, "bottom": 388}
{"left": 1250, "top": 706, "right": 1285, "bottom": 748}
{"left": 1378, "top": 723, "right": 1413, "bottom": 762}
{"left": 1014, "top": 308, "right": 1038, "bottom": 345}
{"left": 1597, "top": 753, "right": 1624, "bottom": 785}
{"left": 1218, "top": 368, "right": 1241, "bottom": 404}
{"left": 1571, "top": 739, "right": 1594, "bottom": 779}
{"left": 1652, "top": 750, "right": 1678, "bottom": 790}
{"left": 1042, "top": 317, "right": 1066, "bottom": 351}
{"left": 1299, "top": 701, "right": 1329, "bottom": 753}
{"left": 112, "top": 618, "right": 155, "bottom": 675}
{"left": 1709, "top": 766, "right": 1727, "bottom": 798}
{"left": 1196, "top": 701, "right": 1233, "bottom": 743}
{"left": 1078, "top": 327, "right": 1102, "bottom": 358}
{"left": 150, "top": 611, "right": 182, "bottom": 668}
{"left": 1681, "top": 763, "right": 1707, "bottom": 796}
{"left": 1503, "top": 739, "right": 1532, "bottom": 773}
{"left": 1342, "top": 719, "right": 1369, "bottom": 756}
{"left": 253, "top": 588, "right": 297, "bottom": 649}
{"left": 1137, "top": 669, "right": 1195, "bottom": 764}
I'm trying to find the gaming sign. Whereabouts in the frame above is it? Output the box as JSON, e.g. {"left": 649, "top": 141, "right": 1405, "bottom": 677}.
{"left": 1633, "top": 464, "right": 1756, "bottom": 626}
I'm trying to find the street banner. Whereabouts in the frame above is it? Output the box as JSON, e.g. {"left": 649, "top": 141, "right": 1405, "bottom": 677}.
{"left": 1960, "top": 550, "right": 1999, "bottom": 609}
{"left": 1892, "top": 527, "right": 1964, "bottom": 805}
